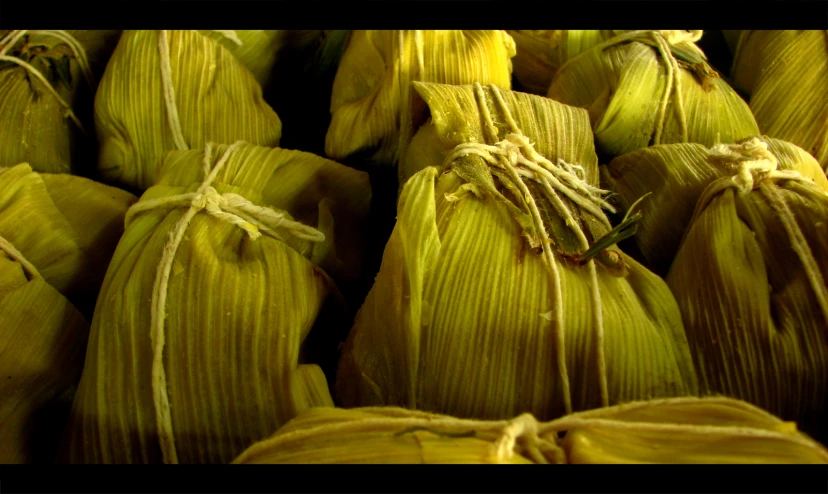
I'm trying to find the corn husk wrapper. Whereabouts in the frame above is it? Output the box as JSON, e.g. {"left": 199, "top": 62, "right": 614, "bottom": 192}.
{"left": 0, "top": 31, "right": 96, "bottom": 174}
{"left": 604, "top": 137, "right": 828, "bottom": 275}
{"left": 61, "top": 142, "right": 371, "bottom": 464}
{"left": 339, "top": 83, "right": 698, "bottom": 422}
{"left": 509, "top": 30, "right": 624, "bottom": 95}
{"left": 0, "top": 248, "right": 89, "bottom": 463}
{"left": 233, "top": 397, "right": 828, "bottom": 464}
{"left": 63, "top": 30, "right": 122, "bottom": 78}
{"left": 731, "top": 30, "right": 828, "bottom": 172}
{"left": 95, "top": 30, "right": 283, "bottom": 191}
{"left": 547, "top": 30, "right": 759, "bottom": 160}
{"left": 0, "top": 164, "right": 136, "bottom": 317}
{"left": 664, "top": 138, "right": 828, "bottom": 441}
{"left": 325, "top": 30, "right": 516, "bottom": 166}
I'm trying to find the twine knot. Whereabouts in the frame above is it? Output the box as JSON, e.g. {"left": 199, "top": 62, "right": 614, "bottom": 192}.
{"left": 707, "top": 137, "right": 804, "bottom": 194}
{"left": 491, "top": 413, "right": 541, "bottom": 462}
{"left": 657, "top": 30, "right": 704, "bottom": 46}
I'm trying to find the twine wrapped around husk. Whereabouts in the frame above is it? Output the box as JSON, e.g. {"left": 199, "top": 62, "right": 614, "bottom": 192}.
{"left": 233, "top": 397, "right": 828, "bottom": 464}
{"left": 325, "top": 30, "right": 516, "bottom": 166}
{"left": 663, "top": 137, "right": 828, "bottom": 441}
{"left": 61, "top": 141, "right": 371, "bottom": 464}
{"left": 0, "top": 30, "right": 99, "bottom": 174}
{"left": 508, "top": 30, "right": 625, "bottom": 95}
{"left": 95, "top": 30, "right": 283, "bottom": 191}
{"left": 0, "top": 163, "right": 137, "bottom": 317}
{"left": 604, "top": 136, "right": 828, "bottom": 275}
{"left": 338, "top": 82, "right": 697, "bottom": 423}
{"left": 730, "top": 30, "right": 828, "bottom": 172}
{"left": 546, "top": 30, "right": 759, "bottom": 160}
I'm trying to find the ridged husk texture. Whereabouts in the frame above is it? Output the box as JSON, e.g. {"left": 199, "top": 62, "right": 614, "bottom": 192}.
{"left": 60, "top": 143, "right": 371, "bottom": 464}
{"left": 605, "top": 137, "right": 828, "bottom": 275}
{"left": 233, "top": 397, "right": 828, "bottom": 464}
{"left": 731, "top": 30, "right": 828, "bottom": 172}
{"left": 338, "top": 83, "right": 698, "bottom": 423}
{"left": 547, "top": 30, "right": 759, "bottom": 160}
{"left": 325, "top": 30, "right": 516, "bottom": 166}
{"left": 509, "top": 30, "right": 623, "bottom": 95}
{"left": 0, "top": 163, "right": 136, "bottom": 317}
{"left": 0, "top": 31, "right": 93, "bottom": 174}
{"left": 664, "top": 139, "right": 828, "bottom": 441}
{"left": 95, "top": 30, "right": 283, "bottom": 191}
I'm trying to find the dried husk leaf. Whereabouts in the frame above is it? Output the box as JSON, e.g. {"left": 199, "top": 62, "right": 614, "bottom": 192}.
{"left": 509, "top": 30, "right": 624, "bottom": 95}
{"left": 0, "top": 163, "right": 136, "bottom": 317}
{"left": 666, "top": 169, "right": 828, "bottom": 441}
{"left": 0, "top": 253, "right": 89, "bottom": 463}
{"left": 547, "top": 32, "right": 759, "bottom": 159}
{"left": 61, "top": 143, "right": 370, "bottom": 464}
{"left": 731, "top": 30, "right": 828, "bottom": 172}
{"left": 95, "top": 30, "right": 283, "bottom": 191}
{"left": 0, "top": 32, "right": 91, "bottom": 174}
{"left": 605, "top": 136, "right": 828, "bottom": 275}
{"left": 338, "top": 83, "right": 698, "bottom": 423}
{"left": 325, "top": 30, "right": 516, "bottom": 166}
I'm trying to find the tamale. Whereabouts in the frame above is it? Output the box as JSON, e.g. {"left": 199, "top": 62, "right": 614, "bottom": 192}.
{"left": 233, "top": 397, "right": 828, "bottom": 464}
{"left": 95, "top": 30, "right": 283, "bottom": 191}
{"left": 604, "top": 137, "right": 828, "bottom": 275}
{"left": 665, "top": 137, "right": 828, "bottom": 441}
{"left": 0, "top": 30, "right": 97, "bottom": 174}
{"left": 338, "top": 83, "right": 698, "bottom": 423}
{"left": 61, "top": 142, "right": 371, "bottom": 464}
{"left": 731, "top": 31, "right": 828, "bottom": 172}
{"left": 509, "top": 30, "right": 623, "bottom": 95}
{"left": 325, "top": 30, "right": 516, "bottom": 166}
{"left": 0, "top": 163, "right": 136, "bottom": 317}
{"left": 547, "top": 30, "right": 759, "bottom": 160}
{"left": 0, "top": 239, "right": 89, "bottom": 463}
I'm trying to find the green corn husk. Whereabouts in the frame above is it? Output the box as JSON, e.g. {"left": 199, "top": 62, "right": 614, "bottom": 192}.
{"left": 604, "top": 137, "right": 828, "bottom": 275}
{"left": 546, "top": 30, "right": 759, "bottom": 160}
{"left": 731, "top": 30, "right": 828, "bottom": 172}
{"left": 663, "top": 137, "right": 828, "bottom": 441}
{"left": 95, "top": 30, "right": 283, "bottom": 191}
{"left": 338, "top": 82, "right": 698, "bottom": 423}
{"left": 0, "top": 30, "right": 97, "bottom": 175}
{"left": 325, "top": 30, "right": 516, "bottom": 166}
{"left": 0, "top": 248, "right": 89, "bottom": 464}
{"left": 0, "top": 164, "right": 137, "bottom": 317}
{"left": 509, "top": 30, "right": 625, "bottom": 95}
{"left": 232, "top": 397, "right": 828, "bottom": 464}
{"left": 61, "top": 142, "right": 371, "bottom": 464}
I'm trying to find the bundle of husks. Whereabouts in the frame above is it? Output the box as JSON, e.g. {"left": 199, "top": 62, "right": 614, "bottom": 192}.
{"left": 730, "top": 31, "right": 828, "bottom": 172}
{"left": 508, "top": 30, "right": 623, "bottom": 95}
{"left": 233, "top": 397, "right": 828, "bottom": 464}
{"left": 0, "top": 30, "right": 98, "bottom": 174}
{"left": 95, "top": 30, "right": 283, "bottom": 191}
{"left": 60, "top": 142, "right": 371, "bottom": 464}
{"left": 604, "top": 137, "right": 828, "bottom": 275}
{"left": 0, "top": 164, "right": 136, "bottom": 463}
{"left": 338, "top": 83, "right": 698, "bottom": 423}
{"left": 325, "top": 30, "right": 516, "bottom": 166}
{"left": 661, "top": 137, "right": 828, "bottom": 441}
{"left": 546, "top": 30, "right": 758, "bottom": 160}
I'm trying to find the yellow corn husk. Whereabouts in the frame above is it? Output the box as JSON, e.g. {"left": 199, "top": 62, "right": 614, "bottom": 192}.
{"left": 509, "top": 30, "right": 625, "bottom": 95}
{"left": 0, "top": 249, "right": 89, "bottom": 464}
{"left": 664, "top": 137, "right": 828, "bottom": 441}
{"left": 338, "top": 82, "right": 698, "bottom": 423}
{"left": 604, "top": 137, "right": 828, "bottom": 275}
{"left": 731, "top": 30, "right": 828, "bottom": 172}
{"left": 0, "top": 164, "right": 137, "bottom": 317}
{"left": 0, "top": 30, "right": 97, "bottom": 174}
{"left": 547, "top": 30, "right": 759, "bottom": 160}
{"left": 95, "top": 30, "right": 283, "bottom": 191}
{"left": 232, "top": 397, "right": 828, "bottom": 464}
{"left": 325, "top": 30, "right": 516, "bottom": 166}
{"left": 61, "top": 142, "right": 371, "bottom": 464}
